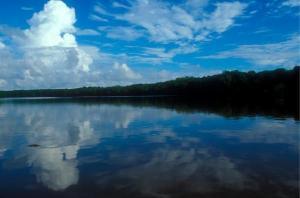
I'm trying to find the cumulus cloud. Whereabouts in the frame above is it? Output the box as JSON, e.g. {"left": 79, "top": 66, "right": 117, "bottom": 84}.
{"left": 0, "top": 0, "right": 140, "bottom": 90}
{"left": 20, "top": 0, "right": 92, "bottom": 73}
{"left": 202, "top": 35, "right": 300, "bottom": 67}
{"left": 23, "top": 0, "right": 77, "bottom": 48}
{"left": 0, "top": 0, "right": 92, "bottom": 89}
{"left": 113, "top": 63, "right": 141, "bottom": 80}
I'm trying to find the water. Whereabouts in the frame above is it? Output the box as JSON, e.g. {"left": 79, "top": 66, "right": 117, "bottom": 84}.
{"left": 0, "top": 98, "right": 298, "bottom": 198}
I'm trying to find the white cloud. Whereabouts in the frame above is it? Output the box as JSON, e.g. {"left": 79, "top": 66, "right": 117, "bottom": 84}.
{"left": 200, "top": 2, "right": 246, "bottom": 34}
{"left": 23, "top": 0, "right": 77, "bottom": 48}
{"left": 0, "top": 41, "right": 5, "bottom": 49}
{"left": 141, "top": 45, "right": 198, "bottom": 64}
{"left": 144, "top": 47, "right": 174, "bottom": 60}
{"left": 112, "top": 2, "right": 130, "bottom": 9}
{"left": 282, "top": 0, "right": 300, "bottom": 7}
{"left": 116, "top": 0, "right": 195, "bottom": 42}
{"left": 94, "top": 0, "right": 247, "bottom": 43}
{"left": 9, "top": 0, "right": 92, "bottom": 88}
{"left": 113, "top": 63, "right": 141, "bottom": 80}
{"left": 89, "top": 14, "right": 108, "bottom": 22}
{"left": 0, "top": 79, "right": 6, "bottom": 87}
{"left": 85, "top": 0, "right": 247, "bottom": 76}
{"left": 76, "top": 28, "right": 100, "bottom": 36}
{"left": 0, "top": 0, "right": 141, "bottom": 89}
{"left": 19, "top": 0, "right": 92, "bottom": 74}
{"left": 185, "top": 0, "right": 209, "bottom": 10}
{"left": 104, "top": 26, "right": 143, "bottom": 41}
{"left": 94, "top": 3, "right": 112, "bottom": 16}
{"left": 202, "top": 36, "right": 300, "bottom": 67}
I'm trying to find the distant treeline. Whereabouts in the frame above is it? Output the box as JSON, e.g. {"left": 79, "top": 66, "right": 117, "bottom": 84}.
{"left": 0, "top": 66, "right": 299, "bottom": 104}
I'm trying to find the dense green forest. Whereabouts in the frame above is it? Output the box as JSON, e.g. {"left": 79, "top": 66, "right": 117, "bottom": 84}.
{"left": 0, "top": 66, "right": 299, "bottom": 105}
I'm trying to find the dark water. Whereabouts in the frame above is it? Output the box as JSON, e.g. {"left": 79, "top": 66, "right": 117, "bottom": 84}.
{"left": 0, "top": 98, "right": 299, "bottom": 198}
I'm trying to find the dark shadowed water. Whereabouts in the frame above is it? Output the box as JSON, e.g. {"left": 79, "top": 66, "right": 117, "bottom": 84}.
{"left": 0, "top": 98, "right": 299, "bottom": 198}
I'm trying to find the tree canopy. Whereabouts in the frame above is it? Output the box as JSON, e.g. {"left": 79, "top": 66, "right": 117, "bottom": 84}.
{"left": 0, "top": 67, "right": 299, "bottom": 106}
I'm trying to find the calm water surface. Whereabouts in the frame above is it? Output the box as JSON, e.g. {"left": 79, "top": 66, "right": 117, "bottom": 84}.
{"left": 0, "top": 98, "right": 299, "bottom": 198}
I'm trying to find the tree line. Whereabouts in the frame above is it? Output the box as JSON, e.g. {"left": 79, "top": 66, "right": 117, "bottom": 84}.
{"left": 0, "top": 66, "right": 299, "bottom": 105}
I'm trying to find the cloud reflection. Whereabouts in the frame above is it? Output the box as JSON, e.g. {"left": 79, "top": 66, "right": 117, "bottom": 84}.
{"left": 0, "top": 101, "right": 298, "bottom": 197}
{"left": 0, "top": 104, "right": 165, "bottom": 190}
{"left": 27, "top": 146, "right": 79, "bottom": 191}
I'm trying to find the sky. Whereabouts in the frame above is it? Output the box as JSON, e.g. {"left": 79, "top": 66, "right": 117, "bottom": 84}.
{"left": 0, "top": 0, "right": 299, "bottom": 90}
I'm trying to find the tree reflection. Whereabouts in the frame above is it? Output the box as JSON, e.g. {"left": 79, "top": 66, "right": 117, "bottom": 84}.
{"left": 0, "top": 100, "right": 298, "bottom": 197}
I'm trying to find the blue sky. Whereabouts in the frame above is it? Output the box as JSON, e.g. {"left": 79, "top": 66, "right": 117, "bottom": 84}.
{"left": 0, "top": 0, "right": 299, "bottom": 89}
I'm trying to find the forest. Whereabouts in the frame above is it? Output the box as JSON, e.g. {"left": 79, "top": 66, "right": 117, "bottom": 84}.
{"left": 0, "top": 66, "right": 299, "bottom": 105}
